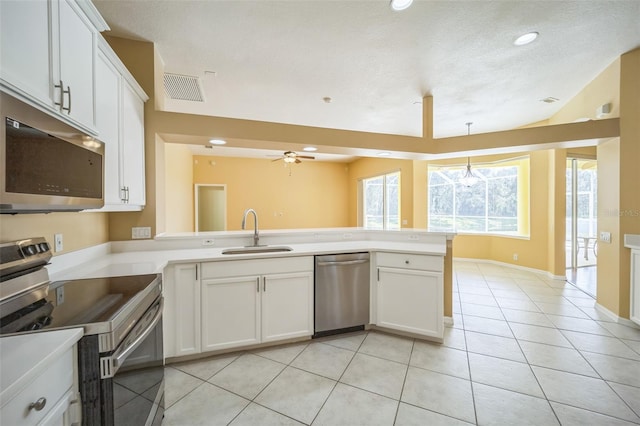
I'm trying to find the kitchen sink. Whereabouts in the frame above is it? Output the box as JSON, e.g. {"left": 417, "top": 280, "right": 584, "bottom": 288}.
{"left": 221, "top": 246, "right": 293, "bottom": 255}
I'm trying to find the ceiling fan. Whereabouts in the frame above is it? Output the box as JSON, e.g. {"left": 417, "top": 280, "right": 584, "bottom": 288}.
{"left": 270, "top": 151, "right": 315, "bottom": 164}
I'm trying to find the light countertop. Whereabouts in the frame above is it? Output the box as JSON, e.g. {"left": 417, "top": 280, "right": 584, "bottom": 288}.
{"left": 47, "top": 229, "right": 452, "bottom": 281}
{"left": 625, "top": 234, "right": 640, "bottom": 250}
{"left": 0, "top": 328, "right": 83, "bottom": 406}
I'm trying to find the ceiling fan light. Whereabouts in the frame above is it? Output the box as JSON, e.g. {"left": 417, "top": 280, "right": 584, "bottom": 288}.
{"left": 209, "top": 139, "right": 226, "bottom": 145}
{"left": 390, "top": 0, "right": 413, "bottom": 11}
{"left": 514, "top": 31, "right": 539, "bottom": 46}
{"left": 303, "top": 146, "right": 317, "bottom": 152}
{"left": 284, "top": 156, "right": 296, "bottom": 163}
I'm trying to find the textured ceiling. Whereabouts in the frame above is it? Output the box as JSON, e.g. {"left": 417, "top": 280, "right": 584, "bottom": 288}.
{"left": 93, "top": 0, "right": 640, "bottom": 139}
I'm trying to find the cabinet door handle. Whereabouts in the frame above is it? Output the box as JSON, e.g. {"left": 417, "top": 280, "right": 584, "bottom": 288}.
{"left": 29, "top": 397, "right": 47, "bottom": 411}
{"left": 256, "top": 277, "right": 260, "bottom": 292}
{"left": 120, "top": 186, "right": 127, "bottom": 202}
{"left": 195, "top": 264, "right": 198, "bottom": 280}
{"left": 263, "top": 277, "right": 266, "bottom": 292}
{"left": 54, "top": 80, "right": 65, "bottom": 111}
{"left": 377, "top": 268, "right": 380, "bottom": 282}
{"left": 65, "top": 84, "right": 72, "bottom": 113}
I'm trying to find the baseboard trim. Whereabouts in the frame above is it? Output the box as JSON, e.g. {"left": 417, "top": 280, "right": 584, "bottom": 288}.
{"left": 594, "top": 303, "right": 640, "bottom": 329}
{"left": 453, "top": 257, "right": 566, "bottom": 281}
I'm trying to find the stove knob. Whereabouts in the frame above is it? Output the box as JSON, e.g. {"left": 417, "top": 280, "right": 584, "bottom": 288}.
{"left": 39, "top": 243, "right": 50, "bottom": 252}
{"left": 22, "top": 245, "right": 37, "bottom": 256}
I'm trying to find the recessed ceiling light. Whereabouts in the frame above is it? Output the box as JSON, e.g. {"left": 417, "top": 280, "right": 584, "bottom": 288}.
{"left": 390, "top": 0, "right": 413, "bottom": 11}
{"left": 514, "top": 32, "right": 539, "bottom": 46}
{"left": 377, "top": 152, "right": 391, "bottom": 157}
{"left": 209, "top": 139, "right": 226, "bottom": 145}
{"left": 303, "top": 146, "right": 317, "bottom": 152}
{"left": 322, "top": 97, "right": 332, "bottom": 104}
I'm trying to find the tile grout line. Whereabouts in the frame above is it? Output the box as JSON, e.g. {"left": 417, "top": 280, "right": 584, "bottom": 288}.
{"left": 482, "top": 269, "right": 562, "bottom": 425}
{"left": 391, "top": 338, "right": 414, "bottom": 425}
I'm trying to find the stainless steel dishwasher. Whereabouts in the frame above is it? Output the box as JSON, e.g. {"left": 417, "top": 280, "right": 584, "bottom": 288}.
{"left": 314, "top": 252, "right": 370, "bottom": 337}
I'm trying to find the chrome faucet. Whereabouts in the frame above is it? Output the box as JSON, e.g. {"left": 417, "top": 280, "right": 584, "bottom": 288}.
{"left": 241, "top": 208, "right": 260, "bottom": 247}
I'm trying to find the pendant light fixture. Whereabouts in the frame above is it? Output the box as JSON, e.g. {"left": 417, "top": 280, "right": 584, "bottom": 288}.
{"left": 459, "top": 122, "right": 478, "bottom": 187}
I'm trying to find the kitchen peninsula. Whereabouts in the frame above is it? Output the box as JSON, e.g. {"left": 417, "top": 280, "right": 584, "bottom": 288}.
{"left": 46, "top": 228, "right": 454, "bottom": 360}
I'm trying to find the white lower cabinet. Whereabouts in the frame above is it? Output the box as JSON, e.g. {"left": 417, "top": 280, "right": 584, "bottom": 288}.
{"left": 373, "top": 252, "right": 444, "bottom": 340}
{"left": 201, "top": 276, "right": 261, "bottom": 352}
{"left": 0, "top": 329, "right": 82, "bottom": 426}
{"left": 164, "top": 263, "right": 201, "bottom": 358}
{"left": 261, "top": 272, "right": 314, "bottom": 342}
{"left": 631, "top": 249, "right": 640, "bottom": 326}
{"left": 164, "top": 257, "right": 313, "bottom": 357}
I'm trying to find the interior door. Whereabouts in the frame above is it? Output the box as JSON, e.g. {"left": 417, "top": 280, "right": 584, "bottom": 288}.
{"left": 195, "top": 184, "right": 226, "bottom": 231}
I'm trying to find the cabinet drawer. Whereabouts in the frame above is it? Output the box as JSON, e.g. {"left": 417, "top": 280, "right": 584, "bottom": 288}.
{"left": 1, "top": 347, "right": 73, "bottom": 426}
{"left": 376, "top": 252, "right": 443, "bottom": 272}
{"left": 201, "top": 256, "right": 314, "bottom": 279}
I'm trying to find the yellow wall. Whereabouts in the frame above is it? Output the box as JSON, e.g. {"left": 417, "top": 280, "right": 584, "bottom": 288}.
{"left": 549, "top": 59, "right": 621, "bottom": 124}
{"left": 597, "top": 138, "right": 622, "bottom": 312}
{"left": 193, "top": 156, "right": 350, "bottom": 230}
{"left": 347, "top": 158, "right": 414, "bottom": 228}
{"left": 596, "top": 49, "right": 640, "bottom": 317}
{"left": 0, "top": 212, "right": 108, "bottom": 254}
{"left": 412, "top": 160, "right": 428, "bottom": 229}
{"left": 165, "top": 143, "right": 194, "bottom": 233}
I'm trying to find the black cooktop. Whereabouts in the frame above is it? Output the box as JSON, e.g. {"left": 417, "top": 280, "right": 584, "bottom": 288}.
{"left": 0, "top": 274, "right": 160, "bottom": 335}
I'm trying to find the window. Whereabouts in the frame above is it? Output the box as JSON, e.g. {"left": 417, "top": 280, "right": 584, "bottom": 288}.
{"left": 361, "top": 171, "right": 400, "bottom": 230}
{"left": 428, "top": 157, "right": 529, "bottom": 235}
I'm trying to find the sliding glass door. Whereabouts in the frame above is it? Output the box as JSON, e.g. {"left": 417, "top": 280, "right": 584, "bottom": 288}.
{"left": 566, "top": 158, "right": 597, "bottom": 294}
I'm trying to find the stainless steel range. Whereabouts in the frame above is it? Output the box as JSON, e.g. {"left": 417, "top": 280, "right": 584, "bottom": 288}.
{"left": 0, "top": 238, "right": 164, "bottom": 426}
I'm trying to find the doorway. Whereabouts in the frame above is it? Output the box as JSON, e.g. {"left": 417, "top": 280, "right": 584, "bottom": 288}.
{"left": 195, "top": 184, "right": 227, "bottom": 232}
{"left": 565, "top": 158, "right": 597, "bottom": 296}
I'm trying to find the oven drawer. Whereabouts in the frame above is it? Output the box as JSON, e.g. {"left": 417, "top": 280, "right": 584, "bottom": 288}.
{"left": 1, "top": 347, "right": 74, "bottom": 425}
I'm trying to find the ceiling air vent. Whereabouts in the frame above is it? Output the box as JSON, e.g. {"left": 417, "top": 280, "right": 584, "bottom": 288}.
{"left": 163, "top": 73, "right": 204, "bottom": 102}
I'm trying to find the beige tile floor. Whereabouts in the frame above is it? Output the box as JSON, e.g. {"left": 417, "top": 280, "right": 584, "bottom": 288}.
{"left": 163, "top": 261, "right": 640, "bottom": 425}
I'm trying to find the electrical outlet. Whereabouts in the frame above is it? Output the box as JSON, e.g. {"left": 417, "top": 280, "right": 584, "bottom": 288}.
{"left": 513, "top": 253, "right": 519, "bottom": 261}
{"left": 402, "top": 219, "right": 408, "bottom": 225}
{"left": 54, "top": 234, "right": 63, "bottom": 252}
{"left": 56, "top": 287, "right": 64, "bottom": 305}
{"left": 408, "top": 235, "right": 419, "bottom": 241}
{"left": 600, "top": 231, "right": 612, "bottom": 243}
{"left": 132, "top": 227, "right": 152, "bottom": 239}
{"left": 202, "top": 239, "right": 215, "bottom": 246}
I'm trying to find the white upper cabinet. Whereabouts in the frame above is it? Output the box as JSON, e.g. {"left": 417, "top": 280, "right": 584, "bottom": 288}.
{"left": 95, "top": 49, "right": 122, "bottom": 206}
{"left": 55, "top": 0, "right": 97, "bottom": 130}
{"left": 121, "top": 80, "right": 146, "bottom": 207}
{"left": 0, "top": 0, "right": 108, "bottom": 135}
{"left": 94, "top": 36, "right": 148, "bottom": 211}
{"left": 0, "top": 1, "right": 51, "bottom": 108}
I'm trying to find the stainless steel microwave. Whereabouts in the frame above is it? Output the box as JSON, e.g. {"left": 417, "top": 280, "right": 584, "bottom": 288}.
{"left": 0, "top": 93, "right": 104, "bottom": 213}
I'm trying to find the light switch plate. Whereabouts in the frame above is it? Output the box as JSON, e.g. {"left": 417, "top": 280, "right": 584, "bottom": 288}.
{"left": 54, "top": 234, "right": 63, "bottom": 252}
{"left": 600, "top": 231, "right": 612, "bottom": 243}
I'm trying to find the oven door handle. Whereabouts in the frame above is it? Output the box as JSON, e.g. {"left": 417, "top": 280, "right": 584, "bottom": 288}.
{"left": 101, "top": 297, "right": 163, "bottom": 378}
